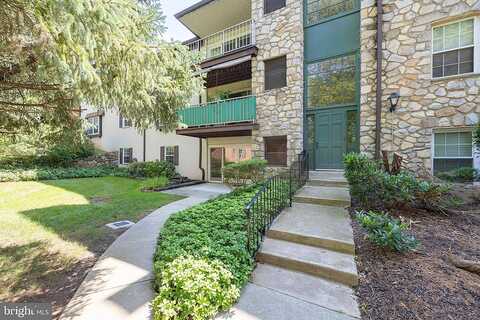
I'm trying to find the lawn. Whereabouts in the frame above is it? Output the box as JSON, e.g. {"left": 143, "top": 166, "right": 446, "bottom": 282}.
{"left": 0, "top": 176, "right": 183, "bottom": 318}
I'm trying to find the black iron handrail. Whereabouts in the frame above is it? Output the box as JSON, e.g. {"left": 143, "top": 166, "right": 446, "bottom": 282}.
{"left": 245, "top": 151, "right": 309, "bottom": 257}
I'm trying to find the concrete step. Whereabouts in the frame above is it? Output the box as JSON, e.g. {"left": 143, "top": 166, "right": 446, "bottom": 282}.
{"left": 267, "top": 203, "right": 355, "bottom": 254}
{"left": 216, "top": 282, "right": 358, "bottom": 320}
{"left": 256, "top": 238, "right": 358, "bottom": 287}
{"left": 251, "top": 264, "right": 360, "bottom": 318}
{"left": 308, "top": 170, "right": 348, "bottom": 187}
{"left": 294, "top": 186, "right": 351, "bottom": 207}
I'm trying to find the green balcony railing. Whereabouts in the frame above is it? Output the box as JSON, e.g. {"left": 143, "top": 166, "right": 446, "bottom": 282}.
{"left": 178, "top": 96, "right": 256, "bottom": 127}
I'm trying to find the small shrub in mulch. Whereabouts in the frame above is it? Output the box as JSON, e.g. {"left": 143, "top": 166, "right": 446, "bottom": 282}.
{"left": 344, "top": 153, "right": 480, "bottom": 319}
{"left": 355, "top": 211, "right": 418, "bottom": 253}
{"left": 352, "top": 208, "right": 480, "bottom": 320}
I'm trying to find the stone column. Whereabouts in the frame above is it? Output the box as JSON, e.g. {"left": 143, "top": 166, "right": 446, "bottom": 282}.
{"left": 251, "top": 0, "right": 304, "bottom": 166}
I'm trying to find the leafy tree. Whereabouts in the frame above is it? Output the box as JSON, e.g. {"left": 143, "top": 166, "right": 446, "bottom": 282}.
{"left": 0, "top": 0, "right": 200, "bottom": 134}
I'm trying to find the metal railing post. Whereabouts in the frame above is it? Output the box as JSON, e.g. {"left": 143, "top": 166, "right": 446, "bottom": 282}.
{"left": 289, "top": 166, "right": 293, "bottom": 207}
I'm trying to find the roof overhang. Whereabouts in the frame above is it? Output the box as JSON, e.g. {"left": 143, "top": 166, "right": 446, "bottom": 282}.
{"left": 176, "top": 122, "right": 258, "bottom": 138}
{"left": 175, "top": 0, "right": 251, "bottom": 38}
{"left": 199, "top": 46, "right": 258, "bottom": 70}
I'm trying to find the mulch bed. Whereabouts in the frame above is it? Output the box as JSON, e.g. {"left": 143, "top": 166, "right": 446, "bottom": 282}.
{"left": 351, "top": 201, "right": 480, "bottom": 320}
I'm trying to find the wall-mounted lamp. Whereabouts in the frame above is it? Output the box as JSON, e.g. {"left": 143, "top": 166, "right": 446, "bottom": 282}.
{"left": 387, "top": 92, "right": 400, "bottom": 112}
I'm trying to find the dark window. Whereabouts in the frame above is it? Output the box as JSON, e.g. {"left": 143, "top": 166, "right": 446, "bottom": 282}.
{"left": 119, "top": 114, "right": 132, "bottom": 128}
{"left": 119, "top": 148, "right": 133, "bottom": 165}
{"left": 264, "top": 136, "right": 287, "bottom": 166}
{"left": 161, "top": 146, "right": 179, "bottom": 165}
{"left": 264, "top": 0, "right": 286, "bottom": 14}
{"left": 432, "top": 48, "right": 474, "bottom": 78}
{"left": 265, "top": 56, "right": 287, "bottom": 91}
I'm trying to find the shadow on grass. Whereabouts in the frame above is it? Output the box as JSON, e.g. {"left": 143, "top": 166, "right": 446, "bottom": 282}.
{"left": 2, "top": 177, "right": 183, "bottom": 317}
{"left": 0, "top": 241, "right": 94, "bottom": 314}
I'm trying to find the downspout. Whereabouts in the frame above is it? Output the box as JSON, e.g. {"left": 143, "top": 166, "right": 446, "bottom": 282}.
{"left": 375, "top": 0, "right": 383, "bottom": 160}
{"left": 199, "top": 138, "right": 205, "bottom": 181}
{"left": 143, "top": 129, "right": 146, "bottom": 162}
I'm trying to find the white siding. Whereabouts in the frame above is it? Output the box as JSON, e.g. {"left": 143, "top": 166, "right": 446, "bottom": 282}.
{"left": 81, "top": 105, "right": 203, "bottom": 180}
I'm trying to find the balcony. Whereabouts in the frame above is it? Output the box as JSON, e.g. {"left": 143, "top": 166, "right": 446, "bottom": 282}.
{"left": 177, "top": 96, "right": 257, "bottom": 138}
{"left": 187, "top": 20, "right": 255, "bottom": 62}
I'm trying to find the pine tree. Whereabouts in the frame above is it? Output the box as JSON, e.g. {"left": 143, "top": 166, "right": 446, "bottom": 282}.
{"left": 0, "top": 0, "right": 200, "bottom": 134}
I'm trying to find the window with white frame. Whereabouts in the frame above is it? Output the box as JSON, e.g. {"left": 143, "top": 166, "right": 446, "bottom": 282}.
{"left": 119, "top": 148, "right": 133, "bottom": 165}
{"left": 119, "top": 114, "right": 132, "bottom": 128}
{"left": 433, "top": 131, "right": 473, "bottom": 174}
{"left": 160, "top": 146, "right": 179, "bottom": 165}
{"left": 85, "top": 116, "right": 100, "bottom": 136}
{"left": 165, "top": 146, "right": 175, "bottom": 164}
{"left": 432, "top": 18, "right": 476, "bottom": 78}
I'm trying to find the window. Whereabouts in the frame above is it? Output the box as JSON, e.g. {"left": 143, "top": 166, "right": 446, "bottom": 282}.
{"left": 265, "top": 56, "right": 287, "bottom": 91}
{"left": 433, "top": 131, "right": 473, "bottom": 174}
{"left": 161, "top": 146, "right": 179, "bottom": 165}
{"left": 119, "top": 114, "right": 132, "bottom": 128}
{"left": 264, "top": 0, "right": 286, "bottom": 14}
{"left": 85, "top": 116, "right": 101, "bottom": 136}
{"left": 119, "top": 148, "right": 133, "bottom": 165}
{"left": 307, "top": 54, "right": 356, "bottom": 108}
{"left": 432, "top": 19, "right": 475, "bottom": 78}
{"left": 264, "top": 136, "right": 287, "bottom": 166}
{"left": 306, "top": 0, "right": 358, "bottom": 25}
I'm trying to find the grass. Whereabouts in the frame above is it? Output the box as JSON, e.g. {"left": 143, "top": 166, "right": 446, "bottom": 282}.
{"left": 0, "top": 176, "right": 183, "bottom": 308}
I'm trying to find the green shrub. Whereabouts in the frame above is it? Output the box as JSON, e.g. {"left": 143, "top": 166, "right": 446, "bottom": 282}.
{"left": 127, "top": 161, "right": 176, "bottom": 179}
{"left": 140, "top": 176, "right": 169, "bottom": 190}
{"left": 152, "top": 256, "right": 239, "bottom": 320}
{"left": 0, "top": 123, "right": 95, "bottom": 168}
{"left": 223, "top": 159, "right": 267, "bottom": 186}
{"left": 344, "top": 153, "right": 450, "bottom": 211}
{"left": 437, "top": 167, "right": 478, "bottom": 183}
{"left": 0, "top": 166, "right": 128, "bottom": 182}
{"left": 355, "top": 211, "right": 419, "bottom": 252}
{"left": 152, "top": 185, "right": 259, "bottom": 319}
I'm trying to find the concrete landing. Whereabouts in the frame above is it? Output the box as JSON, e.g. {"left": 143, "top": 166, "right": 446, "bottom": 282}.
{"left": 257, "top": 238, "right": 357, "bottom": 286}
{"left": 295, "top": 185, "right": 350, "bottom": 207}
{"left": 267, "top": 203, "right": 355, "bottom": 254}
{"left": 216, "top": 283, "right": 358, "bottom": 320}
{"left": 251, "top": 264, "right": 360, "bottom": 318}
{"left": 308, "top": 170, "right": 348, "bottom": 187}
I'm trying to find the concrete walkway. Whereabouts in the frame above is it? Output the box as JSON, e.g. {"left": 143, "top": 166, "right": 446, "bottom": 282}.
{"left": 60, "top": 183, "right": 231, "bottom": 320}
{"left": 217, "top": 171, "right": 360, "bottom": 320}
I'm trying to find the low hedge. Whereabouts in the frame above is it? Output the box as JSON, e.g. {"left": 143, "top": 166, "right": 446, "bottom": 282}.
{"left": 222, "top": 159, "right": 267, "bottom": 186}
{"left": 127, "top": 161, "right": 177, "bottom": 179}
{"left": 152, "top": 185, "right": 259, "bottom": 320}
{"left": 0, "top": 166, "right": 128, "bottom": 182}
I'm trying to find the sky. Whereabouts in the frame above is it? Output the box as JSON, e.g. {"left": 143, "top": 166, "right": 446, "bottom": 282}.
{"left": 160, "top": 0, "right": 198, "bottom": 42}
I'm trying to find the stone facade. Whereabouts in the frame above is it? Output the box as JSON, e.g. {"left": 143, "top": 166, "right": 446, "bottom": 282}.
{"left": 251, "top": 0, "right": 304, "bottom": 166}
{"left": 360, "top": 0, "right": 480, "bottom": 175}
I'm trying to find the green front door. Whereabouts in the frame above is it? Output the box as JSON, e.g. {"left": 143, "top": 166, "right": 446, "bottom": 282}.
{"left": 303, "top": 1, "right": 360, "bottom": 170}
{"left": 310, "top": 107, "right": 358, "bottom": 169}
{"left": 315, "top": 110, "right": 344, "bottom": 169}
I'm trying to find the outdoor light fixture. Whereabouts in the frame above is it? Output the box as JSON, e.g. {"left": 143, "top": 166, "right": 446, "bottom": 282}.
{"left": 387, "top": 92, "right": 400, "bottom": 112}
